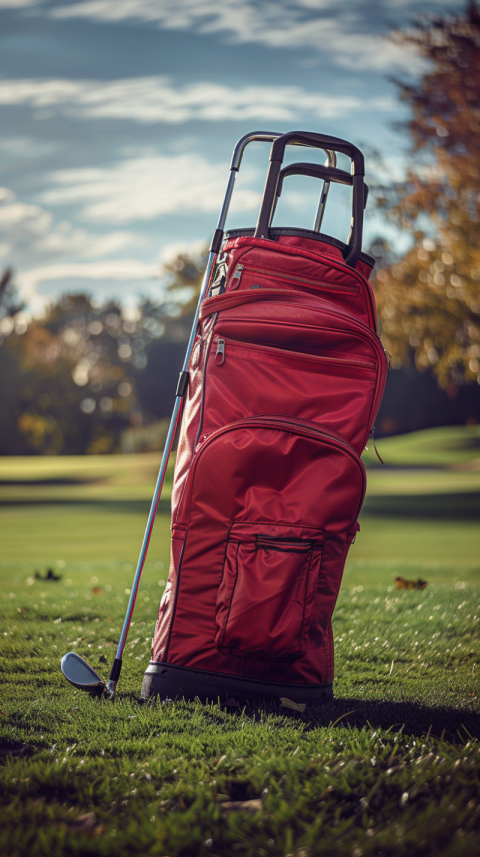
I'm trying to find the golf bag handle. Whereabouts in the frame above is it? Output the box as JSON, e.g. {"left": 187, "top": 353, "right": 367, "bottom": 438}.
{"left": 275, "top": 162, "right": 369, "bottom": 207}
{"left": 229, "top": 130, "right": 336, "bottom": 172}
{"left": 254, "top": 130, "right": 366, "bottom": 268}
{"left": 270, "top": 131, "right": 364, "bottom": 175}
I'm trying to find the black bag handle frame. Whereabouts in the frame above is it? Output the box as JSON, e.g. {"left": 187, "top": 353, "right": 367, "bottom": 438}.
{"left": 254, "top": 130, "right": 366, "bottom": 268}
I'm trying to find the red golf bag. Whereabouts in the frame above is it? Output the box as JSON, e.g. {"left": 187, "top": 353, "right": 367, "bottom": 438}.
{"left": 142, "top": 131, "right": 387, "bottom": 704}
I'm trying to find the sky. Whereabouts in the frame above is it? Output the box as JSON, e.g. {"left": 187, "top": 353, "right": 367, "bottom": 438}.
{"left": 0, "top": 0, "right": 461, "bottom": 315}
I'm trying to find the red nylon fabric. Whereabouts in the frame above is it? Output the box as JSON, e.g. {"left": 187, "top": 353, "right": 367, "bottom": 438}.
{"left": 151, "top": 233, "right": 386, "bottom": 690}
{"left": 222, "top": 235, "right": 377, "bottom": 329}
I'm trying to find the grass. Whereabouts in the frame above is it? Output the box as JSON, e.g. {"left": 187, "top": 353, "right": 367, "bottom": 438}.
{"left": 1, "top": 426, "right": 480, "bottom": 856}
{"left": 363, "top": 424, "right": 480, "bottom": 468}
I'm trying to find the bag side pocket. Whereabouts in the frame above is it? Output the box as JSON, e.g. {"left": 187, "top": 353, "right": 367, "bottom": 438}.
{"left": 215, "top": 522, "right": 324, "bottom": 662}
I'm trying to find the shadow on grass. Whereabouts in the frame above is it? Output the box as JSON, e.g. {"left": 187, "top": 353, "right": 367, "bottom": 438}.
{"left": 301, "top": 697, "right": 480, "bottom": 741}
{"left": 135, "top": 694, "right": 480, "bottom": 742}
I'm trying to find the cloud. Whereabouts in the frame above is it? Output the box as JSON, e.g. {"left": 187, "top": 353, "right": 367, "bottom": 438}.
{"left": 0, "top": 199, "right": 53, "bottom": 236}
{"left": 0, "top": 136, "right": 56, "bottom": 158}
{"left": 0, "top": 189, "right": 140, "bottom": 253}
{"left": 50, "top": 0, "right": 430, "bottom": 71}
{"left": 0, "top": 76, "right": 396, "bottom": 124}
{"left": 0, "top": 0, "right": 39, "bottom": 6}
{"left": 16, "top": 260, "right": 158, "bottom": 314}
{"left": 41, "top": 150, "right": 261, "bottom": 222}
{"left": 0, "top": 189, "right": 147, "bottom": 312}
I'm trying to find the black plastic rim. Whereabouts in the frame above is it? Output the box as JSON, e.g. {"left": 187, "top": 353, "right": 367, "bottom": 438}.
{"left": 224, "top": 227, "right": 374, "bottom": 268}
{"left": 142, "top": 661, "right": 333, "bottom": 705}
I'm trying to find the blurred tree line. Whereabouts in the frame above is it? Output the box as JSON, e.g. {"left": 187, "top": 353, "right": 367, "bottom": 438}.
{"left": 374, "top": 1, "right": 480, "bottom": 399}
{"left": 0, "top": 249, "right": 206, "bottom": 455}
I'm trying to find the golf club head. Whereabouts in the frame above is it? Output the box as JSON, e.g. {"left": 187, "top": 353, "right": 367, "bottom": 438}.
{"left": 61, "top": 651, "right": 109, "bottom": 695}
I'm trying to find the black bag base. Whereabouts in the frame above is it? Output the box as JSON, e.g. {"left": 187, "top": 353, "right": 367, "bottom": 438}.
{"left": 141, "top": 661, "right": 333, "bottom": 705}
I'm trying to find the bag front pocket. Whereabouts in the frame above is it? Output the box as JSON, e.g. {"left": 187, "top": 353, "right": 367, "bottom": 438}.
{"left": 203, "top": 335, "right": 378, "bottom": 454}
{"left": 227, "top": 263, "right": 359, "bottom": 296}
{"left": 215, "top": 521, "right": 324, "bottom": 662}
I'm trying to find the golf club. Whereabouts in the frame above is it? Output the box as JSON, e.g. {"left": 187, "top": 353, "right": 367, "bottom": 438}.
{"left": 60, "top": 131, "right": 337, "bottom": 697}
{"left": 60, "top": 651, "right": 106, "bottom": 694}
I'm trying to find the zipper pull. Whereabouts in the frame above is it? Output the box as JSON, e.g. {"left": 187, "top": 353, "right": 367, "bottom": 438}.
{"left": 215, "top": 338, "right": 225, "bottom": 366}
{"left": 229, "top": 263, "right": 244, "bottom": 290}
{"left": 367, "top": 426, "right": 384, "bottom": 464}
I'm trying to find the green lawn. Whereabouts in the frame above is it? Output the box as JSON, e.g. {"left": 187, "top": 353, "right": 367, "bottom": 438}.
{"left": 363, "top": 424, "right": 480, "bottom": 468}
{"left": 1, "top": 427, "right": 480, "bottom": 856}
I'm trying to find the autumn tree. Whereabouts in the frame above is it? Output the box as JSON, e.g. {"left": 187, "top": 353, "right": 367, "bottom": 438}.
{"left": 374, "top": 2, "right": 480, "bottom": 390}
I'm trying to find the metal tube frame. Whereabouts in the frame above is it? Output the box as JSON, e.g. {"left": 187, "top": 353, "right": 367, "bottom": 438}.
{"left": 107, "top": 130, "right": 339, "bottom": 695}
{"left": 313, "top": 150, "right": 336, "bottom": 232}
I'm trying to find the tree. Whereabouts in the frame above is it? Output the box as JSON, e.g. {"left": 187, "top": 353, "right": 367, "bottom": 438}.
{"left": 374, "top": 2, "right": 480, "bottom": 390}
{"left": 136, "top": 246, "right": 207, "bottom": 420}
{"left": 0, "top": 247, "right": 208, "bottom": 454}
{"left": 0, "top": 269, "right": 28, "bottom": 454}
{"left": 1, "top": 294, "right": 138, "bottom": 454}
{"left": 0, "top": 268, "right": 23, "bottom": 322}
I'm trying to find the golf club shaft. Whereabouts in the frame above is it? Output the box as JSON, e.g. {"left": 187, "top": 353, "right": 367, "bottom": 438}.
{"left": 107, "top": 249, "right": 218, "bottom": 695}
{"left": 107, "top": 164, "right": 245, "bottom": 694}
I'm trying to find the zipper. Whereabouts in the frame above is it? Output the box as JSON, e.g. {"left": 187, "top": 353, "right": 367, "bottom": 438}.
{"left": 176, "top": 415, "right": 366, "bottom": 528}
{"left": 255, "top": 536, "right": 314, "bottom": 552}
{"left": 228, "top": 264, "right": 359, "bottom": 294}
{"left": 229, "top": 264, "right": 244, "bottom": 290}
{"left": 210, "top": 274, "right": 226, "bottom": 297}
{"left": 192, "top": 320, "right": 218, "bottom": 450}
{"left": 209, "top": 253, "right": 228, "bottom": 297}
{"left": 212, "top": 335, "right": 376, "bottom": 371}
{"left": 200, "top": 290, "right": 388, "bottom": 449}
{"left": 365, "top": 425, "right": 384, "bottom": 464}
{"left": 202, "top": 289, "right": 384, "bottom": 357}
{"left": 215, "top": 338, "right": 226, "bottom": 365}
{"left": 224, "top": 239, "right": 378, "bottom": 329}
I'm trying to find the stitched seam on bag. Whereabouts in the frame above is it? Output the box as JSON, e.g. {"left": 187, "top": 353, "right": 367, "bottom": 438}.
{"left": 219, "top": 540, "right": 241, "bottom": 650}
{"left": 240, "top": 266, "right": 360, "bottom": 292}
{"left": 297, "top": 547, "right": 317, "bottom": 659}
{"left": 163, "top": 535, "right": 187, "bottom": 661}
{"left": 178, "top": 420, "right": 366, "bottom": 532}
{"left": 211, "top": 345, "right": 377, "bottom": 374}
{"left": 224, "top": 238, "right": 369, "bottom": 287}
{"left": 230, "top": 521, "right": 325, "bottom": 539}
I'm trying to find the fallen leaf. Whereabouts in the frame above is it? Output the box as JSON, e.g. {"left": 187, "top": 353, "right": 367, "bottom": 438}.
{"left": 395, "top": 576, "right": 428, "bottom": 590}
{"left": 280, "top": 697, "right": 306, "bottom": 713}
{"left": 220, "top": 799, "right": 262, "bottom": 814}
{"left": 68, "top": 812, "right": 96, "bottom": 831}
